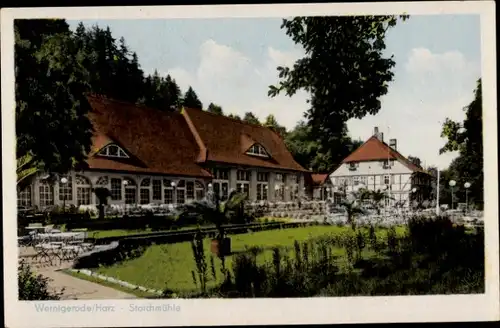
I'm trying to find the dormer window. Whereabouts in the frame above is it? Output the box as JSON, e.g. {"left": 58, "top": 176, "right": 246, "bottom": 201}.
{"left": 97, "top": 144, "right": 129, "bottom": 159}
{"left": 246, "top": 143, "right": 270, "bottom": 158}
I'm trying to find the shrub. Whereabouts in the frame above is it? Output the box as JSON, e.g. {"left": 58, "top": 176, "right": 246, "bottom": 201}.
{"left": 18, "top": 260, "right": 64, "bottom": 300}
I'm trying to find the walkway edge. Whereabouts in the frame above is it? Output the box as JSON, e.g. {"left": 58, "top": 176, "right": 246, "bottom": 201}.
{"left": 68, "top": 269, "right": 164, "bottom": 296}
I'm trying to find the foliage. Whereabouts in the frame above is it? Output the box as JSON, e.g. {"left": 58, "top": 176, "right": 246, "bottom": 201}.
{"left": 206, "top": 103, "right": 224, "bottom": 115}
{"left": 177, "top": 189, "right": 247, "bottom": 241}
{"left": 15, "top": 20, "right": 94, "bottom": 175}
{"left": 139, "top": 70, "right": 182, "bottom": 111}
{"left": 191, "top": 232, "right": 209, "bottom": 294}
{"left": 16, "top": 153, "right": 41, "bottom": 189}
{"left": 270, "top": 15, "right": 408, "bottom": 168}
{"left": 201, "top": 216, "right": 484, "bottom": 297}
{"left": 285, "top": 121, "right": 363, "bottom": 172}
{"left": 18, "top": 260, "right": 64, "bottom": 300}
{"left": 227, "top": 113, "right": 242, "bottom": 121}
{"left": 439, "top": 79, "right": 483, "bottom": 207}
{"left": 407, "top": 155, "right": 422, "bottom": 168}
{"left": 182, "top": 86, "right": 203, "bottom": 109}
{"left": 243, "top": 112, "right": 261, "bottom": 125}
{"left": 263, "top": 114, "right": 287, "bottom": 137}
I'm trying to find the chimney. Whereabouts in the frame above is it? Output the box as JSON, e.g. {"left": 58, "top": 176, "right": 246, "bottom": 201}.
{"left": 389, "top": 138, "right": 397, "bottom": 150}
{"left": 373, "top": 126, "right": 379, "bottom": 135}
{"left": 379, "top": 132, "right": 384, "bottom": 142}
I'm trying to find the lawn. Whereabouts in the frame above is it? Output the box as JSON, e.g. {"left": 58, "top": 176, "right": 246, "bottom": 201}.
{"left": 95, "top": 225, "right": 406, "bottom": 294}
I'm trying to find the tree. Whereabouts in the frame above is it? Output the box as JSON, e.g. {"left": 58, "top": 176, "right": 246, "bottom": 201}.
{"left": 177, "top": 189, "right": 247, "bottom": 256}
{"left": 440, "top": 79, "right": 483, "bottom": 207}
{"left": 269, "top": 15, "right": 409, "bottom": 166}
{"left": 407, "top": 156, "right": 422, "bottom": 168}
{"left": 15, "top": 20, "right": 93, "bottom": 175}
{"left": 207, "top": 103, "right": 224, "bottom": 115}
{"left": 263, "top": 114, "right": 287, "bottom": 137}
{"left": 227, "top": 113, "right": 242, "bottom": 121}
{"left": 243, "top": 112, "right": 261, "bottom": 125}
{"left": 285, "top": 121, "right": 363, "bottom": 172}
{"left": 182, "top": 86, "right": 203, "bottom": 109}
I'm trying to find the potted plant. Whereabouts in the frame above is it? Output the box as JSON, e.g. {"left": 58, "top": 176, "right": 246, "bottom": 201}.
{"left": 177, "top": 188, "right": 247, "bottom": 257}
{"left": 93, "top": 187, "right": 111, "bottom": 220}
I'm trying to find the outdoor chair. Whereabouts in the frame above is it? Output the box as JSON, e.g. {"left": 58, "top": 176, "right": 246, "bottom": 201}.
{"left": 33, "top": 241, "right": 63, "bottom": 266}
{"left": 60, "top": 244, "right": 84, "bottom": 261}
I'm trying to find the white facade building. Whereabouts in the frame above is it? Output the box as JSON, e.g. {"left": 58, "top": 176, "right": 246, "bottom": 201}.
{"left": 329, "top": 127, "right": 432, "bottom": 208}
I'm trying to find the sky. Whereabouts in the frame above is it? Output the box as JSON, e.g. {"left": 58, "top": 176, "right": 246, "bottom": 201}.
{"left": 68, "top": 15, "right": 481, "bottom": 170}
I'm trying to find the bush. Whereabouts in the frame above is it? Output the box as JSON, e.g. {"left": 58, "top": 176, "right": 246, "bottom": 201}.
{"left": 18, "top": 260, "right": 64, "bottom": 300}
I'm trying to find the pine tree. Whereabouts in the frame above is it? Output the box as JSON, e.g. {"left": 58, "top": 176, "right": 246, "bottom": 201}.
{"left": 182, "top": 86, "right": 203, "bottom": 109}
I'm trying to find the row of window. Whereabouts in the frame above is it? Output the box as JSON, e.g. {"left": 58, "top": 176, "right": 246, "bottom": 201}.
{"left": 348, "top": 160, "right": 395, "bottom": 170}
{"left": 212, "top": 170, "right": 300, "bottom": 184}
{"left": 334, "top": 174, "right": 428, "bottom": 188}
{"left": 18, "top": 176, "right": 206, "bottom": 207}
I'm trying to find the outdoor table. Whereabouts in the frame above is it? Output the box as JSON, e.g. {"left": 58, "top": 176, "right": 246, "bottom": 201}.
{"left": 25, "top": 226, "right": 46, "bottom": 233}
{"left": 35, "top": 232, "right": 83, "bottom": 242}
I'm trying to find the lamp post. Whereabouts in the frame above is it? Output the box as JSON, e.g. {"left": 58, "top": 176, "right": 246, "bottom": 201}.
{"left": 171, "top": 181, "right": 177, "bottom": 206}
{"left": 411, "top": 187, "right": 417, "bottom": 211}
{"left": 264, "top": 184, "right": 269, "bottom": 201}
{"left": 122, "top": 180, "right": 129, "bottom": 214}
{"left": 436, "top": 169, "right": 441, "bottom": 216}
{"left": 60, "top": 177, "right": 68, "bottom": 214}
{"left": 449, "top": 180, "right": 456, "bottom": 210}
{"left": 464, "top": 182, "right": 471, "bottom": 213}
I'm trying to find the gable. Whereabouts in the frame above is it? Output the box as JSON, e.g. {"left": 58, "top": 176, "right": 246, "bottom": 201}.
{"left": 85, "top": 95, "right": 212, "bottom": 178}
{"left": 96, "top": 143, "right": 130, "bottom": 159}
{"left": 246, "top": 143, "right": 270, "bottom": 158}
{"left": 340, "top": 135, "right": 427, "bottom": 174}
{"left": 182, "top": 107, "right": 307, "bottom": 172}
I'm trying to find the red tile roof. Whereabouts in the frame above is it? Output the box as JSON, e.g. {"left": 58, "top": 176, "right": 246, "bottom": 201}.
{"left": 311, "top": 173, "right": 329, "bottom": 185}
{"left": 341, "top": 135, "right": 427, "bottom": 173}
{"left": 182, "top": 107, "right": 307, "bottom": 172}
{"left": 84, "top": 95, "right": 306, "bottom": 176}
{"left": 86, "top": 95, "right": 211, "bottom": 178}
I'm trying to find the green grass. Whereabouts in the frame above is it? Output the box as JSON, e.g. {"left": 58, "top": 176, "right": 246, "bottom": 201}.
{"left": 62, "top": 269, "right": 157, "bottom": 299}
{"left": 95, "top": 225, "right": 407, "bottom": 293}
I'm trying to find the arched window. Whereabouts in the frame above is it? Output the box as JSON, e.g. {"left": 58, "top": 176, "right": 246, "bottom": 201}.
{"left": 195, "top": 181, "right": 205, "bottom": 200}
{"left": 96, "top": 176, "right": 109, "bottom": 186}
{"left": 17, "top": 185, "right": 32, "bottom": 207}
{"left": 140, "top": 178, "right": 151, "bottom": 204}
{"left": 76, "top": 175, "right": 92, "bottom": 206}
{"left": 59, "top": 176, "right": 73, "bottom": 202}
{"left": 186, "top": 181, "right": 195, "bottom": 201}
{"left": 39, "top": 180, "right": 54, "bottom": 206}
{"left": 123, "top": 177, "right": 137, "bottom": 205}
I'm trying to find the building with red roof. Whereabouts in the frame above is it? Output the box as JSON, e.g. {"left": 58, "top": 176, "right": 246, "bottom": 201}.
{"left": 18, "top": 95, "right": 308, "bottom": 208}
{"left": 329, "top": 127, "right": 433, "bottom": 208}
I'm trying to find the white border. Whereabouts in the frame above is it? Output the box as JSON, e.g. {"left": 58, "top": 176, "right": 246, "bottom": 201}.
{"left": 2, "top": 2, "right": 498, "bottom": 327}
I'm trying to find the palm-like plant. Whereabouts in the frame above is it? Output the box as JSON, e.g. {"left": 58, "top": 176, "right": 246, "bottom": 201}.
{"left": 17, "top": 153, "right": 40, "bottom": 189}
{"left": 371, "top": 189, "right": 397, "bottom": 215}
{"left": 177, "top": 188, "right": 247, "bottom": 255}
{"left": 340, "top": 190, "right": 365, "bottom": 230}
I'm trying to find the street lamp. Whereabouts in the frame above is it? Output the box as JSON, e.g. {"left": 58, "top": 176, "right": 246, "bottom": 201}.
{"left": 411, "top": 187, "right": 418, "bottom": 210}
{"left": 449, "top": 180, "right": 456, "bottom": 210}
{"left": 122, "top": 180, "right": 129, "bottom": 211}
{"left": 464, "top": 182, "right": 471, "bottom": 213}
{"left": 60, "top": 177, "right": 68, "bottom": 214}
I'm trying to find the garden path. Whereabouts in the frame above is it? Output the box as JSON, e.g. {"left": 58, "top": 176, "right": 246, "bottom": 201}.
{"left": 19, "top": 247, "right": 136, "bottom": 300}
